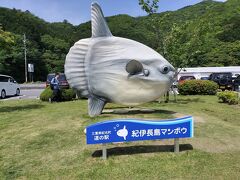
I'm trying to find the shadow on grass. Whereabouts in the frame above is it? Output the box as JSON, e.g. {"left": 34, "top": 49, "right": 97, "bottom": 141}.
{"left": 105, "top": 106, "right": 129, "bottom": 110}
{"left": 102, "top": 109, "right": 176, "bottom": 115}
{"left": 175, "top": 97, "right": 205, "bottom": 104}
{"left": 0, "top": 104, "right": 45, "bottom": 113}
{"left": 92, "top": 144, "right": 193, "bottom": 157}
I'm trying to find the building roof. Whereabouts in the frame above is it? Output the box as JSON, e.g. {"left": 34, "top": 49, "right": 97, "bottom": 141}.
{"left": 178, "top": 66, "right": 240, "bottom": 73}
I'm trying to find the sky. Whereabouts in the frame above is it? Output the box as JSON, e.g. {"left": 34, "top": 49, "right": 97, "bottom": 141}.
{"left": 0, "top": 0, "right": 227, "bottom": 25}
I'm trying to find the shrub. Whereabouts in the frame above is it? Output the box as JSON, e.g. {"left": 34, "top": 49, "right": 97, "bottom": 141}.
{"left": 178, "top": 80, "right": 218, "bottom": 95}
{"left": 61, "top": 89, "right": 76, "bottom": 101}
{"left": 40, "top": 87, "right": 53, "bottom": 101}
{"left": 40, "top": 87, "right": 76, "bottom": 101}
{"left": 217, "top": 91, "right": 239, "bottom": 105}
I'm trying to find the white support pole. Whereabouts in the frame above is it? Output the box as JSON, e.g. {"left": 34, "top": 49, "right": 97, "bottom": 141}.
{"left": 174, "top": 138, "right": 179, "bottom": 153}
{"left": 102, "top": 144, "right": 107, "bottom": 160}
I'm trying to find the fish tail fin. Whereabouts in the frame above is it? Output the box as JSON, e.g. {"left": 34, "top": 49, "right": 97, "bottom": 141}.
{"left": 65, "top": 39, "right": 90, "bottom": 97}
{"left": 88, "top": 96, "right": 106, "bottom": 117}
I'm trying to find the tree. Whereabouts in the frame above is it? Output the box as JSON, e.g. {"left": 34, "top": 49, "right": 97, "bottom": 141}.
{"left": 138, "top": 0, "right": 169, "bottom": 57}
{"left": 41, "top": 35, "right": 69, "bottom": 73}
{"left": 0, "top": 0, "right": 239, "bottom": 82}
{"left": 138, "top": 0, "right": 159, "bottom": 15}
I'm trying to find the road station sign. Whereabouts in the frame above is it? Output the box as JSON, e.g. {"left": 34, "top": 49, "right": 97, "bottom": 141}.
{"left": 86, "top": 116, "right": 194, "bottom": 144}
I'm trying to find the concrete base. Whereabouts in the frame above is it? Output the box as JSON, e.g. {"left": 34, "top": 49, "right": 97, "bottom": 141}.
{"left": 102, "top": 108, "right": 156, "bottom": 114}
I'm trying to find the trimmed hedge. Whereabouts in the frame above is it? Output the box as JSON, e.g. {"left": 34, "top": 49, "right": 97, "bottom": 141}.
{"left": 217, "top": 91, "right": 239, "bottom": 105}
{"left": 178, "top": 80, "right": 218, "bottom": 95}
{"left": 40, "top": 87, "right": 76, "bottom": 101}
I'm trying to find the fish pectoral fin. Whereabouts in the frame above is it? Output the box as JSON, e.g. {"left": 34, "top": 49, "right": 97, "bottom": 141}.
{"left": 126, "top": 60, "right": 144, "bottom": 75}
{"left": 91, "top": 2, "right": 112, "bottom": 38}
{"left": 88, "top": 96, "right": 106, "bottom": 117}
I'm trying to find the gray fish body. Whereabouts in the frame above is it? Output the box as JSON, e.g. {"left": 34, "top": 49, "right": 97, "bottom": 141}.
{"left": 65, "top": 3, "right": 175, "bottom": 117}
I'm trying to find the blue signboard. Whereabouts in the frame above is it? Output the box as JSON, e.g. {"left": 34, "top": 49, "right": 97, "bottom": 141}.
{"left": 86, "top": 116, "right": 194, "bottom": 144}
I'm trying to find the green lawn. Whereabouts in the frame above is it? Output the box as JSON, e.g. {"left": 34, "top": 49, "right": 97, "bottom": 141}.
{"left": 0, "top": 95, "right": 239, "bottom": 179}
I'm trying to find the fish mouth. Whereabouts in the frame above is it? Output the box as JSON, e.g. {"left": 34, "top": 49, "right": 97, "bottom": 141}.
{"left": 129, "top": 74, "right": 174, "bottom": 87}
{"left": 126, "top": 61, "right": 175, "bottom": 85}
{"left": 168, "top": 71, "right": 176, "bottom": 83}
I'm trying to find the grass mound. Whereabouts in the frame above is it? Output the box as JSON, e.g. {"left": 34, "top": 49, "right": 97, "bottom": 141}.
{"left": 0, "top": 96, "right": 239, "bottom": 179}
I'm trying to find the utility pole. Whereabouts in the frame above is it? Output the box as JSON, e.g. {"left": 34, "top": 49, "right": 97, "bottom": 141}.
{"left": 23, "top": 34, "right": 27, "bottom": 83}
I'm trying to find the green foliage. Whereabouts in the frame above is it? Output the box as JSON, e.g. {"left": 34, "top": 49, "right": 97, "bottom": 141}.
{"left": 41, "top": 34, "right": 69, "bottom": 73}
{"left": 178, "top": 80, "right": 218, "bottom": 95}
{"left": 1, "top": 96, "right": 240, "bottom": 179}
{"left": 138, "top": 0, "right": 159, "bottom": 14}
{"left": 0, "top": 0, "right": 240, "bottom": 82}
{"left": 40, "top": 87, "right": 76, "bottom": 102}
{"left": 61, "top": 88, "right": 76, "bottom": 101}
{"left": 217, "top": 91, "right": 239, "bottom": 105}
{"left": 0, "top": 8, "right": 73, "bottom": 82}
{"left": 0, "top": 28, "right": 14, "bottom": 45}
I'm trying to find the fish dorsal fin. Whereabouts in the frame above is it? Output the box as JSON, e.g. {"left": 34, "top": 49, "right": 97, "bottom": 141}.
{"left": 88, "top": 96, "right": 106, "bottom": 117}
{"left": 91, "top": 2, "right": 112, "bottom": 38}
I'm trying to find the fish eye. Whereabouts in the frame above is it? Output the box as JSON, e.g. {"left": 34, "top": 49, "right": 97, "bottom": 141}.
{"left": 161, "top": 66, "right": 170, "bottom": 74}
{"left": 143, "top": 69, "right": 150, "bottom": 76}
{"left": 126, "top": 60, "right": 143, "bottom": 75}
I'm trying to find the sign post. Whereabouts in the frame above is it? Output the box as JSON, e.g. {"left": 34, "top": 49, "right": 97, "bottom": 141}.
{"left": 174, "top": 138, "right": 180, "bottom": 153}
{"left": 28, "top": 63, "right": 34, "bottom": 82}
{"left": 102, "top": 144, "right": 107, "bottom": 160}
{"left": 86, "top": 116, "right": 194, "bottom": 159}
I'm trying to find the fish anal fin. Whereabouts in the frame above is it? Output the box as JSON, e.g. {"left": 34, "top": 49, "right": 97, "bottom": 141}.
{"left": 88, "top": 96, "right": 106, "bottom": 117}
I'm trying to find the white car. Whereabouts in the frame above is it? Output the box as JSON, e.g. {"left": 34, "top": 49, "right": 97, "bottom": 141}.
{"left": 0, "top": 74, "right": 20, "bottom": 99}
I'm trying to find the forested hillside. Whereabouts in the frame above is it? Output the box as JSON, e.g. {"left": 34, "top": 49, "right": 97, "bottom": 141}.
{"left": 0, "top": 0, "right": 239, "bottom": 82}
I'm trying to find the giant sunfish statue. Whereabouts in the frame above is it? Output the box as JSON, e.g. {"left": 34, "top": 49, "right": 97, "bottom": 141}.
{"left": 65, "top": 2, "right": 175, "bottom": 117}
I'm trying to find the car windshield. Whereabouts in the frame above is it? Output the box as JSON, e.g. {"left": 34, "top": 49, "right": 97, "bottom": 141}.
{"left": 214, "top": 73, "right": 232, "bottom": 79}
{"left": 220, "top": 74, "right": 231, "bottom": 79}
{"left": 180, "top": 76, "right": 195, "bottom": 80}
{"left": 47, "top": 74, "right": 66, "bottom": 81}
{"left": 0, "top": 76, "right": 9, "bottom": 82}
{"left": 58, "top": 75, "right": 66, "bottom": 81}
{"left": 47, "top": 75, "right": 55, "bottom": 81}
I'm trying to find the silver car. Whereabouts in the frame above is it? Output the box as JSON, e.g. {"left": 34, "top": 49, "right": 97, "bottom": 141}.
{"left": 0, "top": 74, "right": 20, "bottom": 99}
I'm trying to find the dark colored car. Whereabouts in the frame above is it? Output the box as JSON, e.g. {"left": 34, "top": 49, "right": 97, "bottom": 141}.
{"left": 200, "top": 77, "right": 209, "bottom": 80}
{"left": 46, "top": 73, "right": 69, "bottom": 89}
{"left": 233, "top": 75, "right": 240, "bottom": 91}
{"left": 178, "top": 76, "right": 196, "bottom": 84}
{"left": 208, "top": 72, "right": 233, "bottom": 90}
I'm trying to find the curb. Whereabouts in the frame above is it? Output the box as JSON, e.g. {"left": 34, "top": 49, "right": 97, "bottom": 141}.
{"left": 20, "top": 83, "right": 45, "bottom": 90}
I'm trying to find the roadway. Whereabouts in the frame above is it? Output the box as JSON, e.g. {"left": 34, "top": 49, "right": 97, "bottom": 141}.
{"left": 0, "top": 89, "right": 44, "bottom": 101}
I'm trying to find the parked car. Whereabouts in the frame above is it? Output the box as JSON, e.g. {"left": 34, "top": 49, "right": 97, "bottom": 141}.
{"left": 208, "top": 72, "right": 233, "bottom": 90}
{"left": 46, "top": 73, "right": 69, "bottom": 89}
{"left": 200, "top": 77, "right": 209, "bottom": 80}
{"left": 0, "top": 74, "right": 20, "bottom": 99}
{"left": 178, "top": 76, "right": 196, "bottom": 84}
{"left": 233, "top": 75, "right": 240, "bottom": 91}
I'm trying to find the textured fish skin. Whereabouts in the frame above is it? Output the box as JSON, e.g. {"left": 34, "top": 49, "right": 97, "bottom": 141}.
{"left": 65, "top": 2, "right": 175, "bottom": 117}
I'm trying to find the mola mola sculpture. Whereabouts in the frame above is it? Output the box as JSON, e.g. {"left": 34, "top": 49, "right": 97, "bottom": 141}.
{"left": 65, "top": 2, "right": 175, "bottom": 117}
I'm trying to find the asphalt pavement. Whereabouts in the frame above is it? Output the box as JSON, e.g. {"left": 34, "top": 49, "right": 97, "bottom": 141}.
{"left": 0, "top": 89, "right": 44, "bottom": 101}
